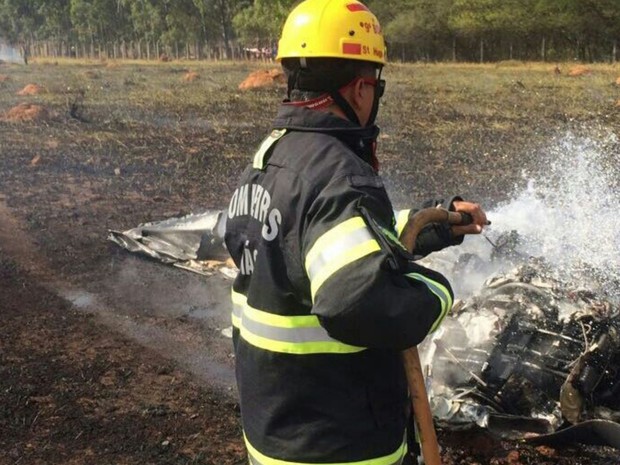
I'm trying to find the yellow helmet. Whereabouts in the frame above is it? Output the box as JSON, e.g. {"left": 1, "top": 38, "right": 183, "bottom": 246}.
{"left": 276, "top": 0, "right": 386, "bottom": 66}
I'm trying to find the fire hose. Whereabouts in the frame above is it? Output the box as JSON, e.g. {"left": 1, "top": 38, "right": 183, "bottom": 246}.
{"left": 399, "top": 207, "right": 482, "bottom": 465}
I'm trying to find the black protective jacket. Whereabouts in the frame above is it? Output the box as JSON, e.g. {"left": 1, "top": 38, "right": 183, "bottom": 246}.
{"left": 224, "top": 104, "right": 455, "bottom": 465}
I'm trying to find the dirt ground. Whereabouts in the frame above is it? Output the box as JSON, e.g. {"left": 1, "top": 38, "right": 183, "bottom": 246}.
{"left": 0, "top": 60, "right": 619, "bottom": 464}
{"left": 0, "top": 255, "right": 244, "bottom": 465}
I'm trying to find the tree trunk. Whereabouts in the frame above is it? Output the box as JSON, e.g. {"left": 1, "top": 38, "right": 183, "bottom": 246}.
{"left": 479, "top": 38, "right": 484, "bottom": 63}
{"left": 452, "top": 37, "right": 457, "bottom": 62}
{"left": 541, "top": 37, "right": 546, "bottom": 62}
{"left": 509, "top": 42, "right": 513, "bottom": 60}
{"left": 613, "top": 40, "right": 617, "bottom": 63}
{"left": 213, "top": 0, "right": 234, "bottom": 59}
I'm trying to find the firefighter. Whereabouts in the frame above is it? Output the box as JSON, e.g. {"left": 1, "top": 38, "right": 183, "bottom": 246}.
{"left": 224, "top": 1, "right": 488, "bottom": 464}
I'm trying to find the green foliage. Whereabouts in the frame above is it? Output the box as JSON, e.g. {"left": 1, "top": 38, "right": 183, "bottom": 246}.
{"left": 232, "top": 0, "right": 293, "bottom": 44}
{"left": 0, "top": 0, "right": 47, "bottom": 42}
{"left": 70, "top": 0, "right": 131, "bottom": 43}
{"left": 1, "top": 0, "right": 619, "bottom": 61}
{"left": 383, "top": 0, "right": 452, "bottom": 41}
{"left": 160, "top": 0, "right": 204, "bottom": 46}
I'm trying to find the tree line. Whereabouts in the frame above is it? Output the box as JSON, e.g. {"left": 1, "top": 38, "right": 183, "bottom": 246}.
{"left": 0, "top": 0, "right": 618, "bottom": 63}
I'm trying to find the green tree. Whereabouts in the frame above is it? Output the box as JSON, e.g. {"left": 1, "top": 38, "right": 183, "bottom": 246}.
{"left": 193, "top": 0, "right": 248, "bottom": 57}
{"left": 381, "top": 0, "right": 454, "bottom": 61}
{"left": 121, "top": 0, "right": 166, "bottom": 58}
{"left": 232, "top": 0, "right": 293, "bottom": 46}
{"left": 71, "top": 0, "right": 132, "bottom": 56}
{"left": 160, "top": 0, "right": 204, "bottom": 57}
{"left": 0, "top": 0, "right": 45, "bottom": 43}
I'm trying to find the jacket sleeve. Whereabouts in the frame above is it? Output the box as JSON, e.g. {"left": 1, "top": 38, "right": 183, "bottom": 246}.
{"left": 302, "top": 173, "right": 454, "bottom": 351}
{"left": 394, "top": 196, "right": 465, "bottom": 258}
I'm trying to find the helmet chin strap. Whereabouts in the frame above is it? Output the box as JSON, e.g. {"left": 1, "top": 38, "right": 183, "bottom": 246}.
{"left": 329, "top": 89, "right": 361, "bottom": 126}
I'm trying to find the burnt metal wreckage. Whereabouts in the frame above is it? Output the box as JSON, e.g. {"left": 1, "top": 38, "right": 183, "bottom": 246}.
{"left": 424, "top": 230, "right": 620, "bottom": 448}
{"left": 108, "top": 212, "right": 620, "bottom": 449}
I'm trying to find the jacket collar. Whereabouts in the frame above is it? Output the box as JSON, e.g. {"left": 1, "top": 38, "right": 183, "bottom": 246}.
{"left": 273, "top": 104, "right": 380, "bottom": 169}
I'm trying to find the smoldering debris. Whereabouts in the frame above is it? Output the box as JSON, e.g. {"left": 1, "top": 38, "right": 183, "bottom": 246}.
{"left": 422, "top": 231, "right": 620, "bottom": 447}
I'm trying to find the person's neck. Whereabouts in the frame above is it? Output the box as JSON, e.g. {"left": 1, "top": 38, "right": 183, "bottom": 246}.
{"left": 322, "top": 105, "right": 348, "bottom": 121}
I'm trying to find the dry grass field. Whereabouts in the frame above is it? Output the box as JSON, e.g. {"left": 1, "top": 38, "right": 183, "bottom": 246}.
{"left": 0, "top": 58, "right": 619, "bottom": 464}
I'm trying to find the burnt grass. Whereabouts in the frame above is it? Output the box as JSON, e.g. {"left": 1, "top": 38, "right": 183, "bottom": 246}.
{"left": 0, "top": 59, "right": 619, "bottom": 464}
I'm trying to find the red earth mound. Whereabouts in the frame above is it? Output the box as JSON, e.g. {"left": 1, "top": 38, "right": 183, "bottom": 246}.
{"left": 17, "top": 84, "right": 47, "bottom": 96}
{"left": 615, "top": 76, "right": 620, "bottom": 86}
{"left": 2, "top": 103, "right": 51, "bottom": 122}
{"left": 567, "top": 65, "right": 591, "bottom": 77}
{"left": 238, "top": 68, "right": 285, "bottom": 90}
{"left": 183, "top": 71, "right": 200, "bottom": 82}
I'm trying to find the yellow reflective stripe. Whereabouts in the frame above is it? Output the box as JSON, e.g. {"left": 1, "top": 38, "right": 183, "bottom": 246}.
{"left": 305, "top": 217, "right": 381, "bottom": 300}
{"left": 232, "top": 290, "right": 244, "bottom": 328}
{"left": 306, "top": 217, "right": 368, "bottom": 266}
{"left": 244, "top": 303, "right": 318, "bottom": 328}
{"left": 253, "top": 129, "right": 287, "bottom": 169}
{"left": 406, "top": 272, "right": 453, "bottom": 332}
{"left": 245, "top": 433, "right": 407, "bottom": 465}
{"left": 310, "top": 240, "right": 380, "bottom": 300}
{"left": 394, "top": 209, "right": 410, "bottom": 236}
{"left": 231, "top": 290, "right": 365, "bottom": 355}
{"left": 241, "top": 329, "right": 364, "bottom": 355}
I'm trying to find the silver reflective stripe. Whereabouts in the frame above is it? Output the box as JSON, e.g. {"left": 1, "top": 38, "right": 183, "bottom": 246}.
{"left": 306, "top": 227, "right": 374, "bottom": 282}
{"left": 242, "top": 314, "right": 341, "bottom": 344}
{"left": 231, "top": 291, "right": 365, "bottom": 354}
{"left": 232, "top": 299, "right": 242, "bottom": 324}
{"left": 304, "top": 217, "right": 381, "bottom": 300}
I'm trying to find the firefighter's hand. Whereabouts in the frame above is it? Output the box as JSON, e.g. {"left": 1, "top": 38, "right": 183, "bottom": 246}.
{"left": 451, "top": 200, "right": 488, "bottom": 237}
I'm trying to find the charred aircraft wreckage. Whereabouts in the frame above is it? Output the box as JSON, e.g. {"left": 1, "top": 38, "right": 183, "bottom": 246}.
{"left": 421, "top": 231, "right": 620, "bottom": 448}
{"left": 108, "top": 210, "right": 620, "bottom": 448}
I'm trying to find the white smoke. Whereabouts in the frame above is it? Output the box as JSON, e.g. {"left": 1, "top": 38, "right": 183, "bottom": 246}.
{"left": 0, "top": 40, "right": 23, "bottom": 63}
{"left": 426, "top": 128, "right": 620, "bottom": 303}
{"left": 420, "top": 129, "right": 620, "bottom": 427}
